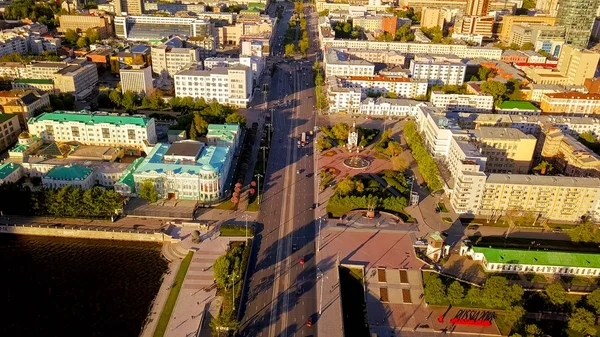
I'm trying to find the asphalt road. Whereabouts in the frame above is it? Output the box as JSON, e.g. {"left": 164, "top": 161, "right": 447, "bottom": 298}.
{"left": 239, "top": 2, "right": 320, "bottom": 337}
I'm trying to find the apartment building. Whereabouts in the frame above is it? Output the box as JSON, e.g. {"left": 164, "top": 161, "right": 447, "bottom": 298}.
{"left": 556, "top": 45, "right": 600, "bottom": 86}
{"left": 430, "top": 91, "right": 494, "bottom": 112}
{"left": 217, "top": 16, "right": 274, "bottom": 48}
{"left": 508, "top": 24, "right": 565, "bottom": 50}
{"left": 466, "top": 0, "right": 489, "bottom": 15}
{"left": 0, "top": 89, "right": 50, "bottom": 128}
{"left": 336, "top": 75, "right": 428, "bottom": 98}
{"left": 479, "top": 174, "right": 600, "bottom": 222}
{"left": 52, "top": 63, "right": 98, "bottom": 100}
{"left": 409, "top": 55, "right": 467, "bottom": 86}
{"left": 451, "top": 170, "right": 487, "bottom": 214}
{"left": 58, "top": 14, "right": 114, "bottom": 39}
{"left": 540, "top": 127, "right": 600, "bottom": 177}
{"left": 27, "top": 111, "right": 157, "bottom": 151}
{"left": 556, "top": 0, "right": 599, "bottom": 49}
{"left": 324, "top": 48, "right": 375, "bottom": 78}
{"left": 336, "top": 48, "right": 406, "bottom": 66}
{"left": 499, "top": 15, "right": 557, "bottom": 43}
{"left": 320, "top": 40, "right": 503, "bottom": 59}
{"left": 454, "top": 16, "right": 494, "bottom": 37}
{"left": 114, "top": 0, "right": 143, "bottom": 15}
{"left": 151, "top": 41, "right": 201, "bottom": 78}
{"left": 0, "top": 113, "right": 20, "bottom": 153}
{"left": 12, "top": 79, "right": 54, "bottom": 92}
{"left": 536, "top": 0, "right": 560, "bottom": 16}
{"left": 353, "top": 15, "right": 404, "bottom": 35}
{"left": 174, "top": 64, "right": 253, "bottom": 108}
{"left": 540, "top": 92, "right": 600, "bottom": 115}
{"left": 359, "top": 97, "right": 426, "bottom": 117}
{"left": 204, "top": 55, "right": 265, "bottom": 84}
{"left": 472, "top": 127, "right": 536, "bottom": 174}
{"left": 446, "top": 135, "right": 487, "bottom": 182}
{"left": 120, "top": 65, "right": 153, "bottom": 97}
{"left": 0, "top": 33, "right": 27, "bottom": 58}
{"left": 114, "top": 16, "right": 213, "bottom": 41}
{"left": 420, "top": 7, "right": 444, "bottom": 29}
{"left": 415, "top": 107, "right": 461, "bottom": 156}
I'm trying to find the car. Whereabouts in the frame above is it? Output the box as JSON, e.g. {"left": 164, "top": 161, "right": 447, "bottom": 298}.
{"left": 552, "top": 228, "right": 563, "bottom": 233}
{"left": 292, "top": 244, "right": 297, "bottom": 251}
{"left": 305, "top": 153, "right": 309, "bottom": 157}
{"left": 306, "top": 318, "right": 312, "bottom": 327}
{"left": 300, "top": 257, "right": 305, "bottom": 265}
{"left": 297, "top": 169, "right": 300, "bottom": 174}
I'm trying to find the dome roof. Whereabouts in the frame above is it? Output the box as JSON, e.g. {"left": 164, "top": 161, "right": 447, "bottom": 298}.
{"left": 18, "top": 132, "right": 32, "bottom": 139}
{"left": 201, "top": 164, "right": 216, "bottom": 172}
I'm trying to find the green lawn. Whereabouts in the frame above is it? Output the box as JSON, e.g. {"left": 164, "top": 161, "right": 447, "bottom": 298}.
{"left": 437, "top": 202, "right": 449, "bottom": 213}
{"left": 442, "top": 217, "right": 453, "bottom": 224}
{"left": 153, "top": 251, "right": 194, "bottom": 337}
{"left": 214, "top": 199, "right": 237, "bottom": 210}
{"left": 220, "top": 224, "right": 255, "bottom": 237}
{"left": 468, "top": 236, "right": 600, "bottom": 253}
{"left": 247, "top": 197, "right": 259, "bottom": 212}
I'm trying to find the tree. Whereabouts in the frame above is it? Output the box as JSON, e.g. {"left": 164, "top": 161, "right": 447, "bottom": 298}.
{"left": 395, "top": 24, "right": 414, "bottom": 42}
{"left": 317, "top": 135, "right": 333, "bottom": 152}
{"left": 85, "top": 28, "right": 100, "bottom": 44}
{"left": 225, "top": 112, "right": 247, "bottom": 126}
{"left": 299, "top": 38, "right": 309, "bottom": 55}
{"left": 521, "top": 42, "right": 535, "bottom": 51}
{"left": 498, "top": 306, "right": 525, "bottom": 331}
{"left": 193, "top": 113, "right": 209, "bottom": 136}
{"left": 579, "top": 131, "right": 597, "bottom": 148}
{"left": 466, "top": 287, "right": 481, "bottom": 305}
{"left": 189, "top": 123, "right": 197, "bottom": 140}
{"left": 65, "top": 28, "right": 79, "bottom": 44}
{"left": 480, "top": 81, "right": 507, "bottom": 106}
{"left": 545, "top": 283, "right": 567, "bottom": 306}
{"left": 336, "top": 177, "right": 356, "bottom": 196}
{"left": 109, "top": 89, "right": 122, "bottom": 106}
{"left": 587, "top": 289, "right": 600, "bottom": 314}
{"left": 76, "top": 36, "right": 89, "bottom": 48}
{"left": 533, "top": 161, "right": 552, "bottom": 175}
{"left": 568, "top": 222, "right": 600, "bottom": 243}
{"left": 568, "top": 308, "right": 597, "bottom": 335}
{"left": 481, "top": 276, "right": 524, "bottom": 308}
{"left": 522, "top": 0, "right": 536, "bottom": 9}
{"left": 284, "top": 43, "right": 296, "bottom": 56}
{"left": 524, "top": 324, "right": 543, "bottom": 337}
{"left": 121, "top": 90, "right": 138, "bottom": 111}
{"left": 318, "top": 9, "right": 329, "bottom": 16}
{"left": 213, "top": 254, "right": 232, "bottom": 289}
{"left": 331, "top": 122, "right": 350, "bottom": 140}
{"left": 139, "top": 180, "right": 159, "bottom": 203}
{"left": 424, "top": 274, "right": 446, "bottom": 305}
{"left": 447, "top": 281, "right": 465, "bottom": 305}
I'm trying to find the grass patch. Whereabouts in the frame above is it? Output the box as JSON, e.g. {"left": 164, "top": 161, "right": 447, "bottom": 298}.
{"left": 247, "top": 197, "right": 259, "bottom": 212}
{"left": 339, "top": 266, "right": 369, "bottom": 337}
{"left": 214, "top": 199, "right": 237, "bottom": 210}
{"left": 153, "top": 251, "right": 193, "bottom": 337}
{"left": 562, "top": 275, "right": 598, "bottom": 287}
{"left": 442, "top": 217, "right": 453, "bottom": 224}
{"left": 495, "top": 314, "right": 513, "bottom": 336}
{"left": 373, "top": 152, "right": 388, "bottom": 160}
{"left": 437, "top": 202, "right": 449, "bottom": 213}
{"left": 220, "top": 224, "right": 255, "bottom": 237}
{"left": 468, "top": 236, "right": 600, "bottom": 253}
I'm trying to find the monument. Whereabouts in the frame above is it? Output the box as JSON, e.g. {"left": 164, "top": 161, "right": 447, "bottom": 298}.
{"left": 343, "top": 121, "right": 370, "bottom": 169}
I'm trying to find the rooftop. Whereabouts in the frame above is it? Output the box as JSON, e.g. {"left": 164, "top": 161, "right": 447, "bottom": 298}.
{"left": 545, "top": 92, "right": 600, "bottom": 100}
{"left": 45, "top": 164, "right": 93, "bottom": 181}
{"left": 474, "top": 127, "right": 534, "bottom": 140}
{"left": 0, "top": 113, "right": 17, "bottom": 124}
{"left": 498, "top": 101, "right": 540, "bottom": 111}
{"left": 0, "top": 162, "right": 20, "bottom": 180}
{"left": 164, "top": 140, "right": 203, "bottom": 158}
{"left": 30, "top": 111, "right": 151, "bottom": 127}
{"left": 473, "top": 246, "right": 600, "bottom": 268}
{"left": 486, "top": 173, "right": 600, "bottom": 188}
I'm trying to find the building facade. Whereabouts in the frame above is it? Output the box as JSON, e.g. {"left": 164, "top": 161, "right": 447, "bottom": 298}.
{"left": 0, "top": 113, "right": 20, "bottom": 153}
{"left": 120, "top": 65, "right": 154, "bottom": 97}
{"left": 58, "top": 14, "right": 114, "bottom": 39}
{"left": 409, "top": 55, "right": 467, "bottom": 86}
{"left": 556, "top": 0, "right": 600, "bottom": 48}
{"left": 556, "top": 45, "right": 600, "bottom": 86}
{"left": 472, "top": 127, "right": 536, "bottom": 174}
{"left": 430, "top": 91, "right": 494, "bottom": 112}
{"left": 540, "top": 92, "right": 600, "bottom": 115}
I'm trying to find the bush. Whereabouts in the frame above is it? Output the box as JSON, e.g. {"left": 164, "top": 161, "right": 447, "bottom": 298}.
{"left": 403, "top": 121, "right": 443, "bottom": 191}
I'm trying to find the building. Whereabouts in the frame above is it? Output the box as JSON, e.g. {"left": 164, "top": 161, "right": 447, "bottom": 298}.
{"left": 585, "top": 78, "right": 600, "bottom": 94}
{"left": 508, "top": 24, "right": 565, "bottom": 53}
{"left": 358, "top": 97, "right": 426, "bottom": 117}
{"left": 109, "top": 45, "right": 151, "bottom": 74}
{"left": 454, "top": 16, "right": 494, "bottom": 37}
{"left": 0, "top": 113, "right": 20, "bottom": 153}
{"left": 27, "top": 111, "right": 156, "bottom": 153}
{"left": 332, "top": 75, "right": 428, "bottom": 99}
{"left": 0, "top": 162, "right": 22, "bottom": 184}
{"left": 114, "top": 16, "right": 213, "bottom": 41}
{"left": 460, "top": 245, "right": 600, "bottom": 276}
{"left": 497, "top": 101, "right": 541, "bottom": 115}
{"left": 114, "top": 0, "right": 144, "bottom": 15}
{"left": 472, "top": 127, "right": 536, "bottom": 174}
{"left": 217, "top": 16, "right": 274, "bottom": 49}
{"left": 466, "top": 0, "right": 489, "bottom": 16}
{"left": 499, "top": 15, "right": 557, "bottom": 44}
{"left": 556, "top": 45, "right": 600, "bottom": 86}
{"left": 324, "top": 48, "right": 375, "bottom": 78}
{"left": 520, "top": 50, "right": 547, "bottom": 64}
{"left": 174, "top": 64, "right": 252, "bottom": 108}
{"left": 501, "top": 50, "right": 528, "bottom": 64}
{"left": 420, "top": 7, "right": 444, "bottom": 29}
{"left": 415, "top": 107, "right": 462, "bottom": 156}
{"left": 409, "top": 54, "right": 467, "bottom": 86}
{"left": 525, "top": 84, "right": 568, "bottom": 102}
{"left": 120, "top": 65, "right": 153, "bottom": 97}
{"left": 540, "top": 92, "right": 600, "bottom": 115}
{"left": 52, "top": 63, "right": 99, "bottom": 100}
{"left": 430, "top": 91, "right": 494, "bottom": 112}
{"left": 353, "top": 15, "right": 404, "bottom": 35}
{"left": 540, "top": 127, "right": 600, "bottom": 177}
{"left": 130, "top": 128, "right": 238, "bottom": 201}
{"left": 58, "top": 14, "right": 114, "bottom": 39}
{"left": 203, "top": 55, "right": 265, "bottom": 85}
{"left": 12, "top": 78, "right": 54, "bottom": 92}
{"left": 337, "top": 48, "right": 406, "bottom": 66}
{"left": 0, "top": 89, "right": 50, "bottom": 128}
{"left": 42, "top": 164, "right": 95, "bottom": 190}
{"left": 556, "top": 0, "right": 600, "bottom": 48}
{"left": 536, "top": 0, "right": 560, "bottom": 16}
{"left": 151, "top": 38, "right": 201, "bottom": 78}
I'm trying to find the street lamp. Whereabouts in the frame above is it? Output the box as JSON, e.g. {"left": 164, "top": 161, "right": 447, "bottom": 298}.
{"left": 228, "top": 272, "right": 239, "bottom": 311}
{"left": 317, "top": 268, "right": 328, "bottom": 315}
{"left": 265, "top": 123, "right": 272, "bottom": 145}
{"left": 242, "top": 214, "right": 250, "bottom": 241}
{"left": 317, "top": 216, "right": 324, "bottom": 252}
{"left": 255, "top": 173, "right": 264, "bottom": 206}
{"left": 260, "top": 146, "right": 268, "bottom": 175}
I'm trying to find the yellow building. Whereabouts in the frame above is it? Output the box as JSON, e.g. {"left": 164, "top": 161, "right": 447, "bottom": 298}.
{"left": 480, "top": 174, "right": 600, "bottom": 222}
{"left": 58, "top": 14, "right": 114, "bottom": 39}
{"left": 540, "top": 127, "right": 600, "bottom": 177}
{"left": 420, "top": 7, "right": 444, "bottom": 29}
{"left": 556, "top": 45, "right": 600, "bottom": 86}
{"left": 114, "top": 0, "right": 143, "bottom": 15}
{"left": 499, "top": 15, "right": 556, "bottom": 43}
{"left": 473, "top": 127, "right": 537, "bottom": 174}
{"left": 0, "top": 113, "right": 20, "bottom": 153}
{"left": 0, "top": 89, "right": 50, "bottom": 129}
{"left": 540, "top": 92, "right": 600, "bottom": 115}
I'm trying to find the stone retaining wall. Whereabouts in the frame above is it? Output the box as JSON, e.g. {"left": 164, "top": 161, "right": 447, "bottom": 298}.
{"left": 0, "top": 224, "right": 172, "bottom": 242}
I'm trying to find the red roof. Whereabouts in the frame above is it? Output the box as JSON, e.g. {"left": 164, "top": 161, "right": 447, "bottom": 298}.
{"left": 347, "top": 75, "right": 412, "bottom": 83}
{"left": 545, "top": 92, "right": 600, "bottom": 100}
{"left": 515, "top": 62, "right": 556, "bottom": 68}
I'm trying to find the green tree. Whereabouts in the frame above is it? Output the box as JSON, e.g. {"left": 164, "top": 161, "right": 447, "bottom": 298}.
{"left": 225, "top": 112, "right": 246, "bottom": 125}
{"left": 299, "top": 38, "right": 309, "bottom": 55}
{"left": 568, "top": 308, "right": 597, "bottom": 335}
{"left": 480, "top": 81, "right": 507, "bottom": 106}
{"left": 189, "top": 123, "right": 197, "bottom": 140}
{"left": 331, "top": 122, "right": 350, "bottom": 140}
{"left": 499, "top": 306, "right": 525, "bottom": 331}
{"left": 317, "top": 135, "right": 333, "bottom": 152}
{"left": 395, "top": 24, "right": 414, "bottom": 42}
{"left": 481, "top": 276, "right": 524, "bottom": 308}
{"left": 121, "top": 90, "right": 138, "bottom": 111}
{"left": 447, "top": 281, "right": 465, "bottom": 305}
{"left": 424, "top": 274, "right": 446, "bottom": 305}
{"left": 85, "top": 28, "right": 100, "bottom": 44}
{"left": 466, "top": 287, "right": 481, "bottom": 305}
{"left": 318, "top": 9, "right": 329, "bottom": 16}
{"left": 76, "top": 36, "right": 89, "bottom": 48}
{"left": 376, "top": 32, "right": 394, "bottom": 41}
{"left": 336, "top": 177, "right": 356, "bottom": 196}
{"left": 586, "top": 289, "right": 600, "bottom": 314}
{"left": 193, "top": 113, "right": 209, "bottom": 136}
{"left": 545, "top": 283, "right": 567, "bottom": 306}
{"left": 109, "top": 89, "right": 122, "bottom": 106}
{"left": 568, "top": 222, "right": 600, "bottom": 243}
{"left": 65, "top": 28, "right": 79, "bottom": 44}
{"left": 579, "top": 131, "right": 597, "bottom": 148}
{"left": 522, "top": 0, "right": 536, "bottom": 9}
{"left": 533, "top": 161, "right": 552, "bottom": 175}
{"left": 148, "top": 90, "right": 165, "bottom": 110}
{"left": 139, "top": 180, "right": 159, "bottom": 203}
{"left": 213, "top": 254, "right": 232, "bottom": 289}
{"left": 521, "top": 42, "right": 535, "bottom": 51}
{"left": 525, "top": 324, "right": 543, "bottom": 337}
{"left": 284, "top": 43, "right": 296, "bottom": 56}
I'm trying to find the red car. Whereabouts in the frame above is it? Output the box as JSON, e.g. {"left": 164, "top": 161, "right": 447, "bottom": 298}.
{"left": 300, "top": 257, "right": 305, "bottom": 265}
{"left": 306, "top": 318, "right": 312, "bottom": 327}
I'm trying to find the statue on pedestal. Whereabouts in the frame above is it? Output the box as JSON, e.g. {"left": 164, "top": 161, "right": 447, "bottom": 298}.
{"left": 347, "top": 121, "right": 358, "bottom": 152}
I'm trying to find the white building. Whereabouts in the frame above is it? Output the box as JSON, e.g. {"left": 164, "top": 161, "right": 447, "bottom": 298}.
{"left": 174, "top": 64, "right": 253, "bottom": 108}
{"left": 151, "top": 38, "right": 202, "bottom": 78}
{"left": 334, "top": 75, "right": 428, "bottom": 98}
{"left": 52, "top": 63, "right": 99, "bottom": 100}
{"left": 430, "top": 91, "right": 494, "bottom": 112}
{"left": 120, "top": 65, "right": 154, "bottom": 97}
{"left": 0, "top": 162, "right": 22, "bottom": 184}
{"left": 0, "top": 34, "right": 27, "bottom": 58}
{"left": 324, "top": 48, "right": 375, "bottom": 78}
{"left": 204, "top": 55, "right": 265, "bottom": 85}
{"left": 27, "top": 111, "right": 157, "bottom": 152}
{"left": 415, "top": 106, "right": 461, "bottom": 156}
{"left": 409, "top": 55, "right": 467, "bottom": 86}
{"left": 114, "top": 15, "right": 214, "bottom": 41}
{"left": 359, "top": 97, "right": 427, "bottom": 117}
{"left": 42, "top": 164, "right": 95, "bottom": 190}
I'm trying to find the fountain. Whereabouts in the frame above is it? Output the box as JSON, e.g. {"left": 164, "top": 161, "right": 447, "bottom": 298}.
{"left": 343, "top": 121, "right": 370, "bottom": 169}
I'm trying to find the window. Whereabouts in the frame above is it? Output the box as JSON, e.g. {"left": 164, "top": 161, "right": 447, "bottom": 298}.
{"left": 71, "top": 126, "right": 79, "bottom": 137}
{"left": 402, "top": 289, "right": 412, "bottom": 303}
{"left": 379, "top": 287, "right": 389, "bottom": 302}
{"left": 128, "top": 129, "right": 136, "bottom": 140}
{"left": 377, "top": 268, "right": 386, "bottom": 282}
{"left": 399, "top": 270, "right": 409, "bottom": 284}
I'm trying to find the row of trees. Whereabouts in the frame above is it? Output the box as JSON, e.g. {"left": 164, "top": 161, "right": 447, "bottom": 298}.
{"left": 0, "top": 51, "right": 62, "bottom": 63}
{"left": 64, "top": 28, "right": 101, "bottom": 48}
{"left": 376, "top": 24, "right": 414, "bottom": 42}
{"left": 5, "top": 0, "right": 60, "bottom": 29}
{"left": 100, "top": 89, "right": 167, "bottom": 112}
{"left": 313, "top": 61, "right": 328, "bottom": 111}
{"left": 328, "top": 193, "right": 408, "bottom": 214}
{"left": 0, "top": 184, "right": 121, "bottom": 218}
{"left": 403, "top": 121, "right": 443, "bottom": 191}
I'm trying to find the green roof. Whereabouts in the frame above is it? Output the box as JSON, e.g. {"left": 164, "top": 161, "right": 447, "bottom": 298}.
{"left": 0, "top": 113, "right": 17, "bottom": 124}
{"left": 10, "top": 135, "right": 41, "bottom": 153}
{"left": 167, "top": 129, "right": 185, "bottom": 136}
{"left": 30, "top": 111, "right": 151, "bottom": 127}
{"left": 13, "top": 78, "right": 54, "bottom": 84}
{"left": 248, "top": 2, "right": 266, "bottom": 9}
{"left": 45, "top": 164, "right": 93, "bottom": 181}
{"left": 499, "top": 101, "right": 539, "bottom": 111}
{"left": 117, "top": 157, "right": 145, "bottom": 190}
{"left": 473, "top": 246, "right": 600, "bottom": 268}
{"left": 0, "top": 162, "right": 20, "bottom": 180}
{"left": 206, "top": 123, "right": 240, "bottom": 142}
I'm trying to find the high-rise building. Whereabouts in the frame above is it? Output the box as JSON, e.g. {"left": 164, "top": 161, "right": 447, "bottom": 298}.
{"left": 556, "top": 0, "right": 600, "bottom": 48}
{"left": 465, "top": 0, "right": 489, "bottom": 16}
{"left": 120, "top": 65, "right": 154, "bottom": 97}
{"left": 114, "top": 0, "right": 144, "bottom": 16}
{"left": 556, "top": 44, "right": 600, "bottom": 86}
{"left": 420, "top": 7, "right": 444, "bottom": 29}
